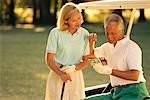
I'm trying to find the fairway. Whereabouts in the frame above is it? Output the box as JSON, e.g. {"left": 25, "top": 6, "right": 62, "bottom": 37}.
{"left": 0, "top": 22, "right": 150, "bottom": 100}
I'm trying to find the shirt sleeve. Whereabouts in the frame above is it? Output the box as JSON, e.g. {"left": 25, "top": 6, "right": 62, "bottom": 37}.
{"left": 46, "top": 28, "right": 58, "bottom": 53}
{"left": 126, "top": 43, "right": 142, "bottom": 70}
{"left": 94, "top": 44, "right": 106, "bottom": 58}
{"left": 83, "top": 28, "right": 90, "bottom": 56}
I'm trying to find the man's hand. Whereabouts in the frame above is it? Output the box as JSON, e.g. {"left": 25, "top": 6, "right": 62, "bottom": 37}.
{"left": 93, "top": 63, "right": 112, "bottom": 75}
{"left": 61, "top": 65, "right": 76, "bottom": 73}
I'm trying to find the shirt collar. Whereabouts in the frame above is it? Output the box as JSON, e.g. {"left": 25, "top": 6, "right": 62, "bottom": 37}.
{"left": 75, "top": 28, "right": 80, "bottom": 34}
{"left": 108, "top": 36, "right": 129, "bottom": 47}
{"left": 116, "top": 35, "right": 129, "bottom": 46}
{"left": 64, "top": 27, "right": 80, "bottom": 36}
{"left": 119, "top": 35, "right": 129, "bottom": 43}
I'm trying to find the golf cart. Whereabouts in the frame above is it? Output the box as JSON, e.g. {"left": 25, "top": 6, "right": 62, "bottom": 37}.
{"left": 78, "top": 0, "right": 150, "bottom": 99}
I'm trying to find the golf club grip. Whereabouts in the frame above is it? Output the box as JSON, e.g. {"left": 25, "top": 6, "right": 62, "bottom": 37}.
{"left": 60, "top": 82, "right": 66, "bottom": 100}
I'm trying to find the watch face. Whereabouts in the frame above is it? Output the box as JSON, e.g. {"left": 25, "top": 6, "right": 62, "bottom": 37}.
{"left": 99, "top": 57, "right": 107, "bottom": 66}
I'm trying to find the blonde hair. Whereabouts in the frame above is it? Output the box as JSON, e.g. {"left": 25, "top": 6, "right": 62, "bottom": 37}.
{"left": 57, "top": 2, "right": 83, "bottom": 31}
{"left": 104, "top": 14, "right": 124, "bottom": 31}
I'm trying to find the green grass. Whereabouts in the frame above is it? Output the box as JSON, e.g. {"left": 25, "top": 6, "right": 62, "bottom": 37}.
{"left": 0, "top": 22, "right": 150, "bottom": 100}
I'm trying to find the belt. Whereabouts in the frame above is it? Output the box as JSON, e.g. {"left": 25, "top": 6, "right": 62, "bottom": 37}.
{"left": 60, "top": 65, "right": 64, "bottom": 68}
{"left": 56, "top": 63, "right": 64, "bottom": 68}
{"left": 114, "top": 82, "right": 143, "bottom": 88}
{"left": 56, "top": 63, "right": 73, "bottom": 68}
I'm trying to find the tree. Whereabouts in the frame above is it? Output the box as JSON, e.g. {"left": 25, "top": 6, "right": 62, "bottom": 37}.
{"left": 62, "top": 0, "right": 68, "bottom": 6}
{"left": 33, "top": 0, "right": 53, "bottom": 25}
{"left": 53, "top": 0, "right": 58, "bottom": 26}
{"left": 39, "top": 0, "right": 51, "bottom": 25}
{"left": 73, "top": 0, "right": 81, "bottom": 4}
{"left": 138, "top": 9, "right": 146, "bottom": 22}
{"left": 112, "top": 9, "right": 125, "bottom": 22}
{"left": 0, "top": 0, "right": 10, "bottom": 25}
{"left": 32, "top": 0, "right": 38, "bottom": 24}
{"left": 9, "top": 0, "right": 16, "bottom": 26}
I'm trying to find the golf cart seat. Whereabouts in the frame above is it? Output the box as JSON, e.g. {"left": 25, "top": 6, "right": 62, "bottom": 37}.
{"left": 85, "top": 83, "right": 112, "bottom": 97}
{"left": 144, "top": 96, "right": 150, "bottom": 100}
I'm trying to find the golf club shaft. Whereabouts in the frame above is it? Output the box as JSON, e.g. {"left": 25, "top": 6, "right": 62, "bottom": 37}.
{"left": 60, "top": 82, "right": 66, "bottom": 100}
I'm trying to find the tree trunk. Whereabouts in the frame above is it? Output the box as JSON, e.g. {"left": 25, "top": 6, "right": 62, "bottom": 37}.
{"left": 53, "top": 0, "right": 58, "bottom": 26}
{"left": 32, "top": 0, "right": 37, "bottom": 24}
{"left": 138, "top": 9, "right": 146, "bottom": 22}
{"left": 62, "top": 0, "right": 68, "bottom": 6}
{"left": 73, "top": 0, "right": 81, "bottom": 4}
{"left": 9, "top": 0, "right": 16, "bottom": 26}
{"left": 39, "top": 0, "right": 51, "bottom": 25}
{"left": 112, "top": 9, "right": 125, "bottom": 22}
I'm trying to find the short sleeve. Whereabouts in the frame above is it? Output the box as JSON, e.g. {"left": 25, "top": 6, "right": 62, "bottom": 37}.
{"left": 46, "top": 28, "right": 58, "bottom": 53}
{"left": 82, "top": 28, "right": 90, "bottom": 56}
{"left": 126, "top": 43, "right": 142, "bottom": 70}
{"left": 94, "top": 44, "right": 106, "bottom": 58}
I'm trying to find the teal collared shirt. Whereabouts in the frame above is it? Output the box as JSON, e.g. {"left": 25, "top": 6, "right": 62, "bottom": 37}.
{"left": 46, "top": 27, "right": 89, "bottom": 65}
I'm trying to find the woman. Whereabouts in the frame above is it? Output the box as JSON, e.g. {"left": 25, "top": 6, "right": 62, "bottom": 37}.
{"left": 45, "top": 2, "right": 89, "bottom": 100}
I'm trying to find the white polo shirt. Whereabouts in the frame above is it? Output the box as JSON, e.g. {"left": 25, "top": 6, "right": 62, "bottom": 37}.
{"left": 94, "top": 36, "right": 146, "bottom": 87}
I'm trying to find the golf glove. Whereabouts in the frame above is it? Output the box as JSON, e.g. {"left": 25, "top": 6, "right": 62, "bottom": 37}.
{"left": 93, "top": 63, "right": 112, "bottom": 75}
{"left": 61, "top": 65, "right": 76, "bottom": 73}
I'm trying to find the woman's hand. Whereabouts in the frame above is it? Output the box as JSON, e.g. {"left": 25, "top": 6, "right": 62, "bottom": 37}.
{"left": 88, "top": 33, "right": 97, "bottom": 43}
{"left": 87, "top": 54, "right": 96, "bottom": 59}
{"left": 88, "top": 33, "right": 97, "bottom": 59}
{"left": 59, "top": 72, "right": 72, "bottom": 82}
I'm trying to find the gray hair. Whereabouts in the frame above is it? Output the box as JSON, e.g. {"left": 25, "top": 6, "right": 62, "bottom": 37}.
{"left": 104, "top": 14, "right": 124, "bottom": 31}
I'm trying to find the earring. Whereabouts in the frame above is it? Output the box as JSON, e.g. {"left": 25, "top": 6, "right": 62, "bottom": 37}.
{"left": 64, "top": 21, "right": 68, "bottom": 24}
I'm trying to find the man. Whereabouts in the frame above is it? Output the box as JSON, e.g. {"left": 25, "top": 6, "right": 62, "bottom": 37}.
{"left": 88, "top": 14, "right": 149, "bottom": 100}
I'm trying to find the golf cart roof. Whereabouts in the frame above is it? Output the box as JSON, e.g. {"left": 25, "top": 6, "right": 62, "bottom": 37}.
{"left": 78, "top": 0, "right": 150, "bottom": 37}
{"left": 78, "top": 0, "right": 150, "bottom": 10}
